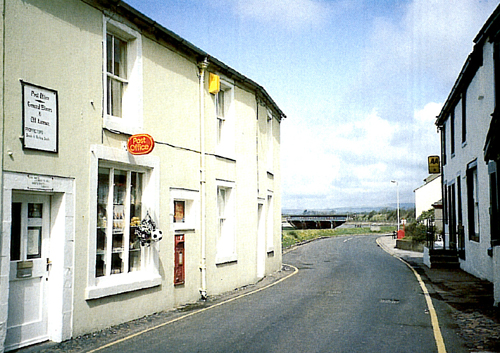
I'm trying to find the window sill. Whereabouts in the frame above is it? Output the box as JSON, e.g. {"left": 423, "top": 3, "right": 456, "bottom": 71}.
{"left": 104, "top": 116, "right": 143, "bottom": 136}
{"left": 85, "top": 271, "right": 161, "bottom": 300}
{"left": 173, "top": 224, "right": 196, "bottom": 232}
{"left": 215, "top": 253, "right": 238, "bottom": 265}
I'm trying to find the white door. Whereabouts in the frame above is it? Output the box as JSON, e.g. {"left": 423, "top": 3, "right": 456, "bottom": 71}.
{"left": 6, "top": 194, "right": 51, "bottom": 350}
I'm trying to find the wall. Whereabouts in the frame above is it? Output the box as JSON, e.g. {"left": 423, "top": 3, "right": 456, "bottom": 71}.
{"left": 415, "top": 176, "right": 441, "bottom": 219}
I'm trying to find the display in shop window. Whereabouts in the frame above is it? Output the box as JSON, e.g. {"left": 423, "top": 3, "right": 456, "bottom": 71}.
{"left": 174, "top": 200, "right": 185, "bottom": 223}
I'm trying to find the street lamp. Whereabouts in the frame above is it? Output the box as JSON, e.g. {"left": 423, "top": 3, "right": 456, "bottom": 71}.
{"left": 391, "top": 180, "right": 400, "bottom": 232}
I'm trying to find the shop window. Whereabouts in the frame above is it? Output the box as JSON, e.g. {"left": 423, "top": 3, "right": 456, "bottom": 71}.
{"left": 87, "top": 145, "right": 160, "bottom": 300}
{"left": 216, "top": 181, "right": 236, "bottom": 264}
{"left": 96, "top": 167, "right": 143, "bottom": 277}
{"left": 103, "top": 18, "right": 143, "bottom": 135}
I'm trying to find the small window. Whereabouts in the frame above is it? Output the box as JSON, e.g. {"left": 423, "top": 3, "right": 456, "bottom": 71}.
{"left": 171, "top": 189, "right": 198, "bottom": 231}
{"left": 174, "top": 201, "right": 185, "bottom": 223}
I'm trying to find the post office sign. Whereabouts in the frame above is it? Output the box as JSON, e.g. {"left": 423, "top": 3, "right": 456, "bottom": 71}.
{"left": 22, "top": 81, "right": 58, "bottom": 153}
{"left": 127, "top": 134, "right": 155, "bottom": 155}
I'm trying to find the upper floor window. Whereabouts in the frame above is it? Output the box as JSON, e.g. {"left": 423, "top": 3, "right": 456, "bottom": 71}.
{"left": 267, "top": 110, "right": 274, "bottom": 173}
{"left": 461, "top": 91, "right": 467, "bottom": 144}
{"left": 106, "top": 33, "right": 127, "bottom": 118}
{"left": 213, "top": 78, "right": 234, "bottom": 158}
{"left": 103, "top": 18, "right": 143, "bottom": 135}
{"left": 450, "top": 110, "right": 455, "bottom": 156}
{"left": 216, "top": 89, "right": 226, "bottom": 145}
{"left": 495, "top": 41, "right": 500, "bottom": 108}
{"left": 442, "top": 125, "right": 447, "bottom": 166}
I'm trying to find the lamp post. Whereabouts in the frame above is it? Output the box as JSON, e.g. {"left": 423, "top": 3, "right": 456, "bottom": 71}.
{"left": 391, "top": 180, "right": 400, "bottom": 232}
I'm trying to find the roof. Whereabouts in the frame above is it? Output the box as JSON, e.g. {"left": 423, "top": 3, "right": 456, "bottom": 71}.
{"left": 436, "top": 4, "right": 500, "bottom": 127}
{"left": 413, "top": 173, "right": 441, "bottom": 192}
{"left": 85, "top": 0, "right": 286, "bottom": 121}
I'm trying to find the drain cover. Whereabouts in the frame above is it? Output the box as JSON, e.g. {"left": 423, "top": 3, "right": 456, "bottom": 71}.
{"left": 380, "top": 299, "right": 400, "bottom": 304}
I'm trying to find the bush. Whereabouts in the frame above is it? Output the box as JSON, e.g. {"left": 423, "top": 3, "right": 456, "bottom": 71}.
{"left": 404, "top": 222, "right": 427, "bottom": 243}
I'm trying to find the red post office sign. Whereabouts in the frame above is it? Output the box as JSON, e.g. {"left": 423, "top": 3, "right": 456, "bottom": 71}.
{"left": 127, "top": 134, "right": 155, "bottom": 155}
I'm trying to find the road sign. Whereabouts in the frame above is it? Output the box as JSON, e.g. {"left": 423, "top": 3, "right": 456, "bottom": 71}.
{"left": 428, "top": 155, "right": 440, "bottom": 174}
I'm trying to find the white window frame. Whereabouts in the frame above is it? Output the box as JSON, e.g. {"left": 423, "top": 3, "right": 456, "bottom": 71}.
{"left": 216, "top": 180, "right": 236, "bottom": 264}
{"left": 103, "top": 17, "right": 143, "bottom": 135}
{"left": 86, "top": 145, "right": 160, "bottom": 300}
{"left": 170, "top": 188, "right": 199, "bottom": 232}
{"left": 267, "top": 193, "right": 275, "bottom": 252}
{"left": 214, "top": 78, "right": 235, "bottom": 159}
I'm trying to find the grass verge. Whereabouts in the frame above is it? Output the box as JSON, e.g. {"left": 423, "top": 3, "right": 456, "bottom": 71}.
{"left": 282, "top": 226, "right": 396, "bottom": 249}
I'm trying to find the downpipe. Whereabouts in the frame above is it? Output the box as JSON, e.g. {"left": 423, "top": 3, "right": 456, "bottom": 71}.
{"left": 198, "top": 57, "right": 209, "bottom": 300}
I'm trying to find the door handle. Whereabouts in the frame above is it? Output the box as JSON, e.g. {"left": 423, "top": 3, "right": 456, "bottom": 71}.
{"left": 46, "top": 258, "right": 52, "bottom": 272}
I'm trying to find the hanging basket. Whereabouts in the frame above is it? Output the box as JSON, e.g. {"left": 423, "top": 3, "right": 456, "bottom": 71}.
{"left": 135, "top": 211, "right": 163, "bottom": 247}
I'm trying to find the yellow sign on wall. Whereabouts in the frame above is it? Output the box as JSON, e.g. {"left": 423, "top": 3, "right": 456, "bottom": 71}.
{"left": 428, "top": 155, "right": 440, "bottom": 174}
{"left": 209, "top": 73, "right": 220, "bottom": 94}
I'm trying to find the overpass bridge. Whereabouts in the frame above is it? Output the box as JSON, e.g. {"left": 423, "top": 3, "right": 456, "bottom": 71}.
{"left": 286, "top": 215, "right": 348, "bottom": 230}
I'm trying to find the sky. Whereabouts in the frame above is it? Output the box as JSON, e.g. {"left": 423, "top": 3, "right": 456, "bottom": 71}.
{"left": 125, "top": 0, "right": 499, "bottom": 210}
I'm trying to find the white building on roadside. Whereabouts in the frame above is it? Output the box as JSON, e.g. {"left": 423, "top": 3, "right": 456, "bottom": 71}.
{"left": 436, "top": 4, "right": 500, "bottom": 305}
{"left": 0, "top": 1, "right": 285, "bottom": 351}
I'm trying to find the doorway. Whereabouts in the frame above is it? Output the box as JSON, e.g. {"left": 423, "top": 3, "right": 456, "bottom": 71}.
{"left": 6, "top": 193, "right": 51, "bottom": 349}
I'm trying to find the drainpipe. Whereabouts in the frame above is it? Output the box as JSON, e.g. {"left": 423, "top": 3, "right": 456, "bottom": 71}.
{"left": 198, "top": 57, "right": 209, "bottom": 300}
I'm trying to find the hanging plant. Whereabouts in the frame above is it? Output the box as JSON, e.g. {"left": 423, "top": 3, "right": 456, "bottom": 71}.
{"left": 135, "top": 211, "right": 163, "bottom": 246}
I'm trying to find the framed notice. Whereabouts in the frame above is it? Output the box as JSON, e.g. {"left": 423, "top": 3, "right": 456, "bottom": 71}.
{"left": 22, "top": 81, "right": 58, "bottom": 153}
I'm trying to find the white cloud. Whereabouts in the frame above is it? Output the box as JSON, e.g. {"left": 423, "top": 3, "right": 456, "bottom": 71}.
{"left": 230, "top": 0, "right": 336, "bottom": 29}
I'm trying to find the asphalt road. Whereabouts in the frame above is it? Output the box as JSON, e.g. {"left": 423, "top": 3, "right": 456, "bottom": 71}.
{"left": 97, "top": 235, "right": 468, "bottom": 353}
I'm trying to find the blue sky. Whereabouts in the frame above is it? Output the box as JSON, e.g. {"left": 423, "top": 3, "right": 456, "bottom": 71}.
{"left": 125, "top": 0, "right": 499, "bottom": 210}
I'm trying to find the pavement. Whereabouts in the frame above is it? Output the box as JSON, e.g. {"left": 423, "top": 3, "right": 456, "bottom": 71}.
{"left": 377, "top": 235, "right": 500, "bottom": 352}
{"left": 11, "top": 234, "right": 500, "bottom": 353}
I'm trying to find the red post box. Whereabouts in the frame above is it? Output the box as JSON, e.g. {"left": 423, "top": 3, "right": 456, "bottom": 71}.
{"left": 174, "top": 234, "right": 185, "bottom": 285}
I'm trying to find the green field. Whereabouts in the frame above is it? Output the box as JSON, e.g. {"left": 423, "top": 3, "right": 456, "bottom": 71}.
{"left": 282, "top": 226, "right": 396, "bottom": 249}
